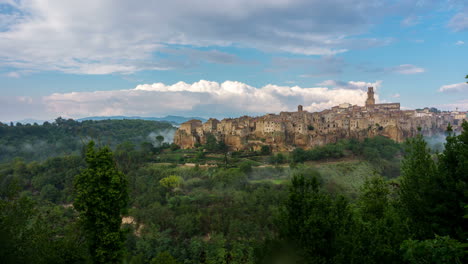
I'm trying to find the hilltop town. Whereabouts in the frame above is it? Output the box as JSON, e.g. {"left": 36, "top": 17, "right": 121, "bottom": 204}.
{"left": 174, "top": 87, "right": 467, "bottom": 151}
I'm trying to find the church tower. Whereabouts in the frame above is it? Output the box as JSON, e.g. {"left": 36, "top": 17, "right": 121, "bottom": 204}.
{"left": 365, "top": 87, "right": 375, "bottom": 107}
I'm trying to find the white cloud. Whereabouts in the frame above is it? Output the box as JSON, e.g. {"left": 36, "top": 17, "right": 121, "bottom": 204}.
{"left": 391, "top": 93, "right": 401, "bottom": 98}
{"left": 439, "top": 82, "right": 468, "bottom": 93}
{"left": 455, "top": 40, "right": 465, "bottom": 45}
{"left": 0, "top": 0, "right": 416, "bottom": 75}
{"left": 389, "top": 64, "right": 425, "bottom": 74}
{"left": 33, "top": 80, "right": 380, "bottom": 120}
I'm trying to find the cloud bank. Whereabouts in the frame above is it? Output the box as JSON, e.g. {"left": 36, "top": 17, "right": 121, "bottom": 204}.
{"left": 1, "top": 80, "right": 383, "bottom": 121}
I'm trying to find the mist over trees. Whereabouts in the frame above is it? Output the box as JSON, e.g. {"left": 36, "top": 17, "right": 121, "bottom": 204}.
{"left": 0, "top": 118, "right": 175, "bottom": 163}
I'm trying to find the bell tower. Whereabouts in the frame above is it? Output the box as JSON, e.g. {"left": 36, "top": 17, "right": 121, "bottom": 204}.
{"left": 365, "top": 87, "right": 375, "bottom": 107}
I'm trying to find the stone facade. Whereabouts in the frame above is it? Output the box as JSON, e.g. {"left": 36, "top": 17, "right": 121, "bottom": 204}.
{"left": 174, "top": 87, "right": 467, "bottom": 151}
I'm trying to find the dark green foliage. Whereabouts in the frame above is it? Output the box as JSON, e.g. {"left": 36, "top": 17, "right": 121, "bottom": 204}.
{"left": 170, "top": 143, "right": 180, "bottom": 151}
{"left": 359, "top": 176, "right": 389, "bottom": 220}
{"left": 260, "top": 145, "right": 271, "bottom": 155}
{"left": 268, "top": 153, "right": 286, "bottom": 165}
{"left": 435, "top": 121, "right": 468, "bottom": 240}
{"left": 291, "top": 136, "right": 401, "bottom": 168}
{"left": 352, "top": 176, "right": 408, "bottom": 263}
{"left": 238, "top": 161, "right": 253, "bottom": 174}
{"left": 399, "top": 134, "right": 438, "bottom": 238}
{"left": 400, "top": 122, "right": 468, "bottom": 240}
{"left": 0, "top": 118, "right": 175, "bottom": 163}
{"left": 0, "top": 179, "right": 88, "bottom": 263}
{"left": 0, "top": 121, "right": 466, "bottom": 264}
{"left": 204, "top": 134, "right": 219, "bottom": 152}
{"left": 401, "top": 235, "right": 465, "bottom": 264}
{"left": 278, "top": 170, "right": 354, "bottom": 263}
{"left": 292, "top": 143, "right": 345, "bottom": 163}
{"left": 150, "top": 251, "right": 180, "bottom": 264}
{"left": 74, "top": 141, "right": 129, "bottom": 263}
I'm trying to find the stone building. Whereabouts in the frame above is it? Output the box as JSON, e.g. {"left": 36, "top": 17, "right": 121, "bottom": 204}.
{"left": 174, "top": 87, "right": 466, "bottom": 151}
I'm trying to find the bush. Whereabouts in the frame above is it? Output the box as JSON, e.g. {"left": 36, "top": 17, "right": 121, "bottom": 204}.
{"left": 260, "top": 145, "right": 271, "bottom": 155}
{"left": 239, "top": 161, "right": 253, "bottom": 174}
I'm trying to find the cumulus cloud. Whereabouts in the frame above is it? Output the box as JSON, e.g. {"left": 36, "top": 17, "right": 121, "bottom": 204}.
{"left": 0, "top": 0, "right": 432, "bottom": 75}
{"left": 455, "top": 40, "right": 465, "bottom": 45}
{"left": 439, "top": 82, "right": 468, "bottom": 93}
{"left": 33, "top": 80, "right": 378, "bottom": 120}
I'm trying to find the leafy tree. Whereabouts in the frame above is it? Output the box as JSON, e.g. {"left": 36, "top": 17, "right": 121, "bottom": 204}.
{"left": 291, "top": 148, "right": 307, "bottom": 163}
{"left": 205, "top": 134, "right": 218, "bottom": 152}
{"left": 399, "top": 134, "right": 437, "bottom": 238}
{"left": 359, "top": 176, "right": 389, "bottom": 220}
{"left": 74, "top": 141, "right": 129, "bottom": 263}
{"left": 279, "top": 170, "right": 353, "bottom": 263}
{"left": 156, "top": 135, "right": 165, "bottom": 147}
{"left": 354, "top": 176, "right": 408, "bottom": 263}
{"left": 260, "top": 145, "right": 271, "bottom": 155}
{"left": 238, "top": 161, "right": 253, "bottom": 174}
{"left": 170, "top": 143, "right": 180, "bottom": 151}
{"left": 217, "top": 140, "right": 229, "bottom": 166}
{"left": 434, "top": 121, "right": 468, "bottom": 240}
{"left": 160, "top": 175, "right": 183, "bottom": 190}
{"left": 400, "top": 123, "right": 468, "bottom": 240}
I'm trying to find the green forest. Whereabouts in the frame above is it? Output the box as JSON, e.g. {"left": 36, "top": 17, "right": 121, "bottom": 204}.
{"left": 0, "top": 119, "right": 466, "bottom": 263}
{"left": 0, "top": 118, "right": 176, "bottom": 163}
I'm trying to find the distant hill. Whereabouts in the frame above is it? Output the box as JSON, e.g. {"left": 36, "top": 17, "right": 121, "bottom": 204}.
{"left": 77, "top": 115, "right": 207, "bottom": 124}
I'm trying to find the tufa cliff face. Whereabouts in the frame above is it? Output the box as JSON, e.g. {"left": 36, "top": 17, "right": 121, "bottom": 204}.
{"left": 174, "top": 87, "right": 466, "bottom": 151}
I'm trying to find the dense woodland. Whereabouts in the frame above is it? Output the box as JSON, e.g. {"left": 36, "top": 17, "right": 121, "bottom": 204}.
{"left": 0, "top": 118, "right": 175, "bottom": 163}
{"left": 0, "top": 119, "right": 466, "bottom": 263}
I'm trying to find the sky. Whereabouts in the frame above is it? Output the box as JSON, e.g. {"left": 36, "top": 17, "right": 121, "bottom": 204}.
{"left": 0, "top": 0, "right": 467, "bottom": 122}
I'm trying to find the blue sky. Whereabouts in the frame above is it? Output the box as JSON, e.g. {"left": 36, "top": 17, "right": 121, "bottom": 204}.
{"left": 0, "top": 0, "right": 467, "bottom": 122}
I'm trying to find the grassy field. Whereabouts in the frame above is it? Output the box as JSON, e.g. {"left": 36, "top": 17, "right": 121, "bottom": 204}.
{"left": 316, "top": 160, "right": 376, "bottom": 198}
{"left": 242, "top": 159, "right": 378, "bottom": 198}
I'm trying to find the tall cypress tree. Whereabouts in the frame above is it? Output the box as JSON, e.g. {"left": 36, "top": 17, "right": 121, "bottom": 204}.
{"left": 74, "top": 141, "right": 128, "bottom": 263}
